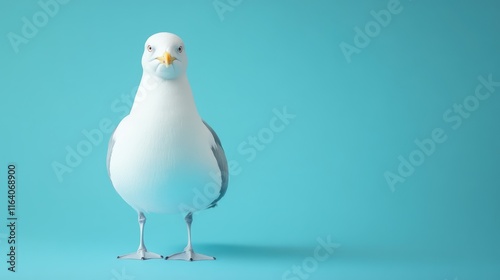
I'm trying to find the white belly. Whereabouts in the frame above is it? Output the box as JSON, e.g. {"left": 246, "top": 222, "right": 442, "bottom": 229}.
{"left": 109, "top": 113, "right": 221, "bottom": 214}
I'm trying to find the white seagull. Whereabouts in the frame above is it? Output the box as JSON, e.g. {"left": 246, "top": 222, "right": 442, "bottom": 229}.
{"left": 107, "top": 32, "right": 228, "bottom": 261}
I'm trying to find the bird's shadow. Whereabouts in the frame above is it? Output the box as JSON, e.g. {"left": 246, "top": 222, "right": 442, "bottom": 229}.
{"left": 195, "top": 243, "right": 315, "bottom": 261}
{"left": 195, "top": 243, "right": 474, "bottom": 263}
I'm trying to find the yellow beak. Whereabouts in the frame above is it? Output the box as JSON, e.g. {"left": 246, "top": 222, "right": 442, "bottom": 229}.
{"left": 156, "top": 51, "right": 176, "bottom": 65}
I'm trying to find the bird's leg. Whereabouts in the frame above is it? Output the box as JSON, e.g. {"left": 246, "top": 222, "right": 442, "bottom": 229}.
{"left": 118, "top": 212, "right": 163, "bottom": 260}
{"left": 166, "top": 212, "right": 216, "bottom": 261}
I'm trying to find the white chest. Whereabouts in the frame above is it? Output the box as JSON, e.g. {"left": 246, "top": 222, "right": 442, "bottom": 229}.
{"left": 109, "top": 111, "right": 220, "bottom": 213}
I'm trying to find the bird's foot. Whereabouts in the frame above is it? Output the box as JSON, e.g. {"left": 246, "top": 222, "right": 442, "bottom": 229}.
{"left": 118, "top": 248, "right": 163, "bottom": 260}
{"left": 166, "top": 249, "right": 215, "bottom": 261}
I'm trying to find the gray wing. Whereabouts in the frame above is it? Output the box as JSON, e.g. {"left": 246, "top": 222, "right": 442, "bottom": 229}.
{"left": 106, "top": 128, "right": 117, "bottom": 178}
{"left": 203, "top": 120, "right": 229, "bottom": 208}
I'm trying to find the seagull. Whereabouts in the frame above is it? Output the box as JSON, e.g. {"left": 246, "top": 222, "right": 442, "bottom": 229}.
{"left": 107, "top": 32, "right": 228, "bottom": 261}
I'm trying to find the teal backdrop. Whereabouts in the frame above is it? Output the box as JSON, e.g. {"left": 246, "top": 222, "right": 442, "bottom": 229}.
{"left": 0, "top": 0, "right": 499, "bottom": 279}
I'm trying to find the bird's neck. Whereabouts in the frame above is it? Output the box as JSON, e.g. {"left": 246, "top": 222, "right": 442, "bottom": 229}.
{"left": 130, "top": 73, "right": 199, "bottom": 119}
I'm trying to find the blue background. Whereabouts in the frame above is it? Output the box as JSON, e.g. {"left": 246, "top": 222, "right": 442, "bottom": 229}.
{"left": 1, "top": 0, "right": 499, "bottom": 279}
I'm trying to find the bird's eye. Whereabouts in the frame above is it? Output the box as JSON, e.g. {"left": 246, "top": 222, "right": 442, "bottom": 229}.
{"left": 178, "top": 45, "right": 183, "bottom": 53}
{"left": 147, "top": 45, "right": 153, "bottom": 52}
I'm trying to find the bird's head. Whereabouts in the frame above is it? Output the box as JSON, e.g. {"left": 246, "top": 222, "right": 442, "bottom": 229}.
{"left": 141, "top": 32, "right": 188, "bottom": 80}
